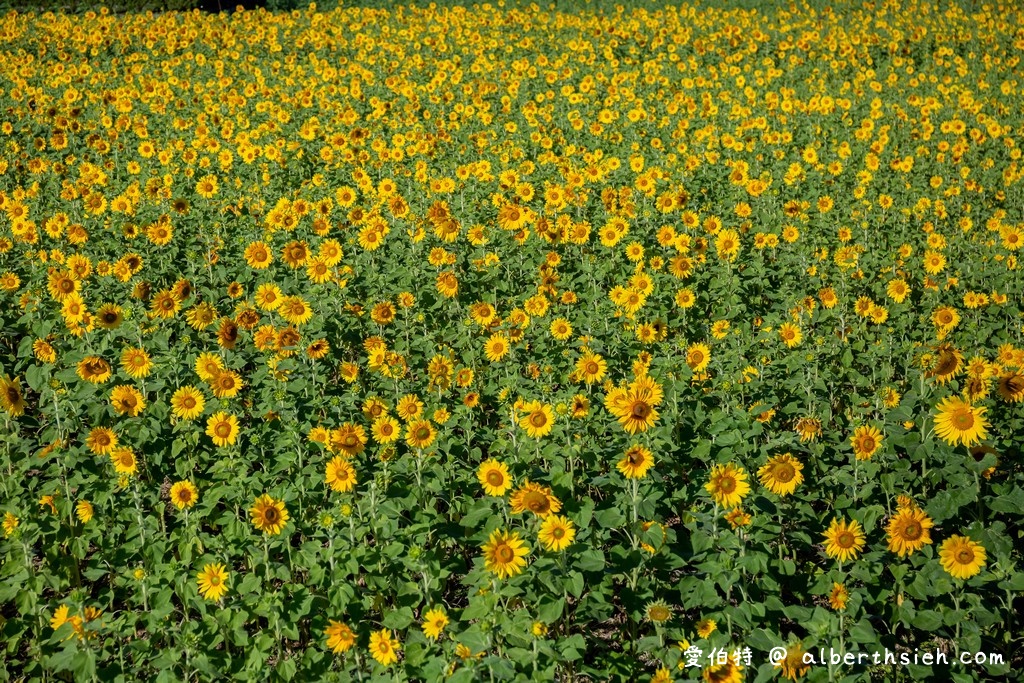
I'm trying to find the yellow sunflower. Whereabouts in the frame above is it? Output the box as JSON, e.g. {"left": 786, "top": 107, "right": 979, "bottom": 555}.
{"left": 421, "top": 607, "right": 449, "bottom": 641}
{"left": 705, "top": 463, "right": 751, "bottom": 508}
{"left": 205, "top": 411, "right": 239, "bottom": 447}
{"left": 249, "top": 494, "right": 289, "bottom": 535}
{"left": 933, "top": 396, "right": 989, "bottom": 447}
{"left": 822, "top": 517, "right": 866, "bottom": 563}
{"left": 325, "top": 457, "right": 357, "bottom": 493}
{"left": 849, "top": 425, "right": 883, "bottom": 460}
{"left": 537, "top": 515, "right": 576, "bottom": 552}
{"left": 886, "top": 506, "right": 933, "bottom": 557}
{"left": 757, "top": 453, "right": 803, "bottom": 496}
{"left": 481, "top": 529, "right": 529, "bottom": 579}
{"left": 170, "top": 386, "right": 205, "bottom": 421}
{"left": 477, "top": 459, "right": 512, "bottom": 496}
{"left": 324, "top": 620, "right": 356, "bottom": 654}
{"left": 196, "top": 563, "right": 229, "bottom": 602}
{"left": 368, "top": 628, "right": 400, "bottom": 666}
{"left": 170, "top": 481, "right": 199, "bottom": 510}
{"left": 617, "top": 444, "right": 655, "bottom": 479}
{"left": 938, "top": 535, "right": 986, "bottom": 580}
{"left": 518, "top": 400, "right": 555, "bottom": 439}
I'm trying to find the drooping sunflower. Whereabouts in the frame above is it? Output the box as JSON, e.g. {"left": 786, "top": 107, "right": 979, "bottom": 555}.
{"left": 997, "top": 371, "right": 1024, "bottom": 402}
{"left": 0, "top": 376, "right": 28, "bottom": 417}
{"left": 696, "top": 618, "right": 717, "bottom": 638}
{"left": 519, "top": 400, "right": 555, "bottom": 439}
{"left": 849, "top": 425, "right": 883, "bottom": 460}
{"left": 170, "top": 386, "right": 205, "bottom": 421}
{"left": 822, "top": 517, "right": 866, "bottom": 563}
{"left": 170, "top": 481, "right": 199, "bottom": 510}
{"left": 325, "top": 457, "right": 357, "bottom": 493}
{"left": 368, "top": 629, "right": 400, "bottom": 666}
{"left": 776, "top": 641, "right": 811, "bottom": 681}
{"left": 757, "top": 453, "right": 803, "bottom": 496}
{"left": 886, "top": 506, "right": 933, "bottom": 557}
{"left": 705, "top": 463, "right": 751, "bottom": 508}
{"left": 75, "top": 500, "right": 94, "bottom": 524}
{"left": 196, "top": 563, "right": 229, "bottom": 602}
{"left": 537, "top": 514, "right": 576, "bottom": 552}
{"left": 477, "top": 459, "right": 512, "bottom": 497}
{"left": 206, "top": 411, "right": 239, "bottom": 447}
{"left": 324, "top": 620, "right": 356, "bottom": 654}
{"left": 617, "top": 444, "right": 655, "bottom": 479}
{"left": 938, "top": 535, "right": 986, "bottom": 580}
{"left": 249, "top": 494, "right": 289, "bottom": 535}
{"left": 481, "top": 529, "right": 529, "bottom": 579}
{"left": 421, "top": 607, "right": 449, "bottom": 641}
{"left": 509, "top": 481, "right": 562, "bottom": 518}
{"left": 933, "top": 396, "right": 989, "bottom": 447}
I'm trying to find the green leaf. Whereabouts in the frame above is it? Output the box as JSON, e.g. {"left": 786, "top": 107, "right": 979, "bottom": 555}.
{"left": 911, "top": 609, "right": 943, "bottom": 631}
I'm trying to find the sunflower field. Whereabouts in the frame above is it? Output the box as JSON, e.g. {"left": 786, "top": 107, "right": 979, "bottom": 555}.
{"left": 1, "top": 0, "right": 1023, "bottom": 681}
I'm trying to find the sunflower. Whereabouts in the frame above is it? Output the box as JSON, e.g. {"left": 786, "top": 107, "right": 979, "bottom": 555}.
{"left": 150, "top": 290, "right": 181, "bottom": 319}
{"left": 644, "top": 599, "right": 672, "bottom": 624}
{"left": 724, "top": 507, "right": 751, "bottom": 529}
{"left": 538, "top": 514, "right": 576, "bottom": 552}
{"left": 75, "top": 500, "right": 94, "bottom": 524}
{"left": 938, "top": 535, "right": 986, "bottom": 580}
{"left": 617, "top": 444, "right": 655, "bottom": 479}
{"left": 886, "top": 506, "right": 933, "bottom": 557}
{"left": 95, "top": 303, "right": 124, "bottom": 330}
{"left": 77, "top": 356, "right": 112, "bottom": 384}
{"left": 757, "top": 453, "right": 803, "bottom": 496}
{"left": 371, "top": 415, "right": 401, "bottom": 444}
{"left": 110, "top": 385, "right": 146, "bottom": 416}
{"left": 369, "top": 629, "right": 400, "bottom": 666}
{"left": 519, "top": 400, "right": 555, "bottom": 439}
{"left": 421, "top": 607, "right": 449, "bottom": 641}
{"left": 696, "top": 618, "right": 717, "bottom": 638}
{"left": 778, "top": 322, "right": 803, "bottom": 348}
{"left": 110, "top": 447, "right": 138, "bottom": 476}
{"left": 605, "top": 379, "right": 662, "bottom": 435}
{"left": 33, "top": 339, "right": 57, "bottom": 363}
{"left": 250, "top": 494, "right": 289, "bottom": 535}
{"left": 477, "top": 459, "right": 512, "bottom": 496}
{"left": 702, "top": 660, "right": 743, "bottom": 683}
{"left": 196, "top": 563, "right": 229, "bottom": 601}
{"left": 244, "top": 241, "right": 273, "bottom": 269}
{"left": 575, "top": 351, "right": 607, "bottom": 384}
{"left": 705, "top": 463, "right": 751, "bottom": 508}
{"left": 776, "top": 641, "right": 811, "bottom": 681}
{"left": 510, "top": 481, "right": 561, "bottom": 517}
{"left": 3, "top": 511, "right": 18, "bottom": 537}
{"left": 329, "top": 423, "right": 367, "bottom": 457}
{"left": 168, "top": 480, "right": 198, "bottom": 510}
{"left": 686, "top": 342, "right": 711, "bottom": 373}
{"left": 927, "top": 344, "right": 963, "bottom": 384}
{"left": 324, "top": 620, "right": 356, "bottom": 654}
{"left": 396, "top": 394, "right": 424, "bottom": 421}
{"left": 849, "top": 425, "right": 883, "bottom": 460}
{"left": 254, "top": 283, "right": 282, "bottom": 311}
{"left": 0, "top": 376, "right": 27, "bottom": 417}
{"left": 405, "top": 419, "right": 437, "bottom": 449}
{"left": 997, "top": 372, "right": 1024, "bottom": 402}
{"left": 86, "top": 427, "right": 117, "bottom": 455}
{"left": 828, "top": 582, "right": 849, "bottom": 611}
{"left": 481, "top": 529, "right": 529, "bottom": 579}
{"left": 170, "top": 386, "right": 205, "bottom": 421}
{"left": 325, "top": 457, "right": 357, "bottom": 493}
{"left": 933, "top": 396, "right": 989, "bottom": 447}
{"left": 278, "top": 296, "right": 313, "bottom": 326}
{"left": 822, "top": 517, "right": 866, "bottom": 563}
{"left": 549, "top": 318, "right": 573, "bottom": 341}
{"left": 794, "top": 416, "right": 822, "bottom": 442}
{"left": 205, "top": 411, "right": 239, "bottom": 447}
{"left": 435, "top": 271, "right": 459, "bottom": 298}
{"left": 484, "top": 333, "right": 510, "bottom": 362}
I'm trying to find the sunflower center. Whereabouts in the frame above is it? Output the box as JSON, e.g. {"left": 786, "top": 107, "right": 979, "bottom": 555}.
{"left": 529, "top": 412, "right": 547, "bottom": 428}
{"left": 551, "top": 527, "right": 565, "bottom": 539}
{"left": 486, "top": 471, "right": 504, "bottom": 487}
{"left": 522, "top": 491, "right": 550, "bottom": 514}
{"left": 585, "top": 361, "right": 599, "bottom": 375}
{"left": 859, "top": 437, "right": 876, "bottom": 452}
{"left": 837, "top": 532, "right": 855, "bottom": 548}
{"left": 630, "top": 401, "right": 650, "bottom": 419}
{"left": 215, "top": 423, "right": 231, "bottom": 438}
{"left": 264, "top": 508, "right": 279, "bottom": 523}
{"left": 210, "top": 575, "right": 220, "bottom": 585}
{"left": 956, "top": 548, "right": 974, "bottom": 564}
{"left": 902, "top": 522, "right": 921, "bottom": 540}
{"left": 774, "top": 464, "right": 794, "bottom": 482}
{"left": 951, "top": 409, "right": 975, "bottom": 430}
{"left": 496, "top": 545, "right": 514, "bottom": 563}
